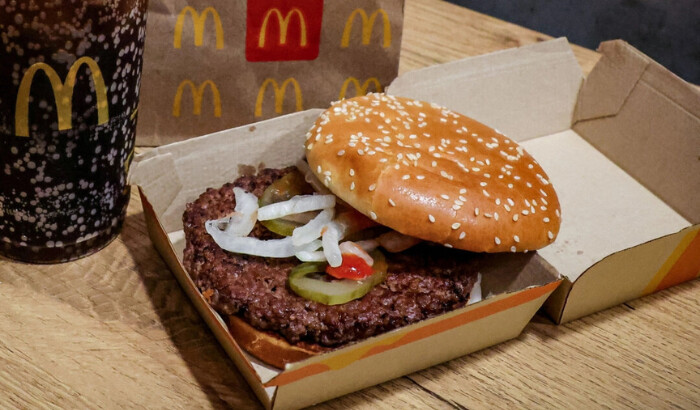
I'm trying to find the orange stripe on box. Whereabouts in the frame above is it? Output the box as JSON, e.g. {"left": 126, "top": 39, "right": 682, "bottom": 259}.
{"left": 654, "top": 229, "right": 700, "bottom": 292}
{"left": 643, "top": 228, "right": 700, "bottom": 295}
{"left": 265, "top": 280, "right": 561, "bottom": 387}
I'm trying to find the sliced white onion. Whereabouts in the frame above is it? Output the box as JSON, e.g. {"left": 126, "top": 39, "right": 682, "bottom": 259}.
{"left": 322, "top": 221, "right": 343, "bottom": 267}
{"left": 339, "top": 241, "right": 374, "bottom": 266}
{"left": 377, "top": 231, "right": 422, "bottom": 253}
{"left": 258, "top": 195, "right": 335, "bottom": 221}
{"left": 296, "top": 159, "right": 333, "bottom": 195}
{"left": 468, "top": 273, "right": 482, "bottom": 305}
{"left": 295, "top": 250, "right": 327, "bottom": 262}
{"left": 292, "top": 208, "right": 335, "bottom": 246}
{"left": 227, "top": 188, "right": 259, "bottom": 235}
{"left": 206, "top": 223, "right": 296, "bottom": 257}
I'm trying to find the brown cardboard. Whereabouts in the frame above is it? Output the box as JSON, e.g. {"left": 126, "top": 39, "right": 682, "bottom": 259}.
{"left": 129, "top": 108, "right": 560, "bottom": 408}
{"left": 129, "top": 38, "right": 699, "bottom": 407}
{"left": 387, "top": 38, "right": 700, "bottom": 323}
{"left": 137, "top": 0, "right": 404, "bottom": 146}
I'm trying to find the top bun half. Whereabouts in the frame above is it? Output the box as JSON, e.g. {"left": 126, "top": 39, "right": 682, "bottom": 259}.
{"left": 305, "top": 94, "right": 561, "bottom": 253}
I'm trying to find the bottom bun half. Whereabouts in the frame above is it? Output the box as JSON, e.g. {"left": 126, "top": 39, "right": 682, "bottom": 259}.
{"left": 227, "top": 315, "right": 331, "bottom": 369}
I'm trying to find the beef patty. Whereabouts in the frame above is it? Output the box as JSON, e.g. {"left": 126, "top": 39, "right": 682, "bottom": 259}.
{"left": 183, "top": 167, "right": 479, "bottom": 348}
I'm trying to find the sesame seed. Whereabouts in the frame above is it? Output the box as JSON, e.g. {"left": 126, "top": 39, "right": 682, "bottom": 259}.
{"left": 317, "top": 165, "right": 322, "bottom": 173}
{"left": 480, "top": 182, "right": 487, "bottom": 187}
{"left": 494, "top": 212, "right": 499, "bottom": 221}
{"left": 416, "top": 175, "right": 425, "bottom": 180}
{"left": 482, "top": 190, "right": 490, "bottom": 197}
{"left": 475, "top": 208, "right": 480, "bottom": 216}
{"left": 337, "top": 149, "right": 345, "bottom": 156}
{"left": 370, "top": 212, "right": 377, "bottom": 220}
{"left": 504, "top": 204, "right": 511, "bottom": 212}
{"left": 548, "top": 231, "right": 554, "bottom": 239}
{"left": 510, "top": 246, "right": 517, "bottom": 253}
{"left": 507, "top": 198, "right": 515, "bottom": 206}
{"left": 428, "top": 214, "right": 436, "bottom": 223}
{"left": 513, "top": 214, "right": 519, "bottom": 222}
{"left": 402, "top": 174, "right": 411, "bottom": 180}
{"left": 495, "top": 198, "right": 501, "bottom": 205}
{"left": 451, "top": 222, "right": 460, "bottom": 229}
{"left": 441, "top": 194, "right": 449, "bottom": 200}
{"left": 495, "top": 237, "right": 501, "bottom": 245}
{"left": 432, "top": 161, "right": 438, "bottom": 167}
{"left": 444, "top": 243, "right": 453, "bottom": 248}
{"left": 543, "top": 217, "right": 550, "bottom": 223}
{"left": 514, "top": 235, "right": 520, "bottom": 243}
{"left": 379, "top": 158, "right": 388, "bottom": 163}
{"left": 484, "top": 213, "right": 492, "bottom": 218}
{"left": 522, "top": 210, "right": 529, "bottom": 215}
{"left": 358, "top": 149, "right": 365, "bottom": 155}
{"left": 452, "top": 205, "right": 462, "bottom": 210}
{"left": 459, "top": 232, "right": 466, "bottom": 239}
{"left": 556, "top": 209, "right": 561, "bottom": 217}
{"left": 460, "top": 188, "right": 467, "bottom": 194}
{"left": 308, "top": 143, "right": 314, "bottom": 149}
{"left": 368, "top": 184, "right": 376, "bottom": 191}
{"left": 350, "top": 182, "right": 355, "bottom": 190}
{"left": 389, "top": 199, "right": 396, "bottom": 207}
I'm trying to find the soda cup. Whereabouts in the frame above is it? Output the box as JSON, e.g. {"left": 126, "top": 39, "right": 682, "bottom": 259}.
{"left": 0, "top": 0, "right": 148, "bottom": 262}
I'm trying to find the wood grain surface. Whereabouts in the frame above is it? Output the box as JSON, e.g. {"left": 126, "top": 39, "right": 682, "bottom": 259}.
{"left": 1, "top": 0, "right": 697, "bottom": 408}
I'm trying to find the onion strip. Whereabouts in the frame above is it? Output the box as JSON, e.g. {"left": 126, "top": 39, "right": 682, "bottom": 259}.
{"left": 258, "top": 195, "right": 335, "bottom": 221}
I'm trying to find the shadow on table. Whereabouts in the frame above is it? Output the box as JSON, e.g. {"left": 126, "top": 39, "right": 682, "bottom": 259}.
{"left": 121, "top": 209, "right": 262, "bottom": 409}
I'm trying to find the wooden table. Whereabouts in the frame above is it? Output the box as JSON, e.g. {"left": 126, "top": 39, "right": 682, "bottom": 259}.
{"left": 2, "top": 0, "right": 698, "bottom": 408}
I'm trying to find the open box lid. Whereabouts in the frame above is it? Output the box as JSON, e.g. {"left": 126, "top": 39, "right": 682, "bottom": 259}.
{"left": 388, "top": 38, "right": 700, "bottom": 323}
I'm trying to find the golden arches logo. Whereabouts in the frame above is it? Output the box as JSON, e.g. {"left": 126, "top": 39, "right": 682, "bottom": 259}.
{"left": 339, "top": 77, "right": 383, "bottom": 100}
{"left": 341, "top": 8, "right": 391, "bottom": 48}
{"left": 255, "top": 78, "right": 303, "bottom": 117}
{"left": 173, "top": 6, "right": 224, "bottom": 49}
{"left": 172, "top": 80, "right": 222, "bottom": 118}
{"left": 15, "top": 57, "right": 109, "bottom": 137}
{"left": 258, "top": 8, "right": 307, "bottom": 48}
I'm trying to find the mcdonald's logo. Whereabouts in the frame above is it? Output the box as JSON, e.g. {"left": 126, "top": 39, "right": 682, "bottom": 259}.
{"left": 341, "top": 9, "right": 391, "bottom": 48}
{"left": 14, "top": 57, "right": 109, "bottom": 137}
{"left": 172, "top": 80, "right": 222, "bottom": 118}
{"left": 339, "top": 77, "right": 383, "bottom": 100}
{"left": 246, "top": 0, "right": 323, "bottom": 62}
{"left": 173, "top": 6, "right": 224, "bottom": 49}
{"left": 254, "top": 78, "right": 303, "bottom": 118}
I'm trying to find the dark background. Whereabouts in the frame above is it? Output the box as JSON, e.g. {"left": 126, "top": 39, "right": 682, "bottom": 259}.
{"left": 446, "top": 0, "right": 700, "bottom": 84}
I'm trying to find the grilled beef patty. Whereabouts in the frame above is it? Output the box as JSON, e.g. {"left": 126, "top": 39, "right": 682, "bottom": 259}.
{"left": 183, "top": 167, "right": 479, "bottom": 348}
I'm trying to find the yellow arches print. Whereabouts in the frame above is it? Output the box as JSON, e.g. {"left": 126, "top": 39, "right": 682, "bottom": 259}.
{"left": 172, "top": 80, "right": 222, "bottom": 118}
{"left": 341, "top": 8, "right": 391, "bottom": 48}
{"left": 15, "top": 57, "right": 109, "bottom": 137}
{"left": 255, "top": 78, "right": 303, "bottom": 118}
{"left": 254, "top": 77, "right": 383, "bottom": 118}
{"left": 258, "top": 8, "right": 307, "bottom": 48}
{"left": 339, "top": 77, "right": 382, "bottom": 100}
{"left": 173, "top": 6, "right": 224, "bottom": 49}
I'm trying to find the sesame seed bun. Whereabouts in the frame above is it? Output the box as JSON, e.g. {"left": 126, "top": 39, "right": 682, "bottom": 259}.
{"left": 305, "top": 94, "right": 561, "bottom": 253}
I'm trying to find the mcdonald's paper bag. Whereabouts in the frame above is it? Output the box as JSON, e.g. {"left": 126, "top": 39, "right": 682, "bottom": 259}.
{"left": 137, "top": 0, "right": 405, "bottom": 146}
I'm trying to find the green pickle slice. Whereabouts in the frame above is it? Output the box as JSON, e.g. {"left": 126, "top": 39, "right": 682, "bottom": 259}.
{"left": 289, "top": 251, "right": 388, "bottom": 305}
{"left": 259, "top": 170, "right": 315, "bottom": 236}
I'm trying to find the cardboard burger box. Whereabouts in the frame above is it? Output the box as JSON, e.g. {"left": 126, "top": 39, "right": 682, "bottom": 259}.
{"left": 128, "top": 38, "right": 699, "bottom": 408}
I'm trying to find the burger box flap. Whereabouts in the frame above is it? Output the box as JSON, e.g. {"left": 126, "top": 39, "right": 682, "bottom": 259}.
{"left": 129, "top": 110, "right": 561, "bottom": 406}
{"left": 387, "top": 38, "right": 700, "bottom": 324}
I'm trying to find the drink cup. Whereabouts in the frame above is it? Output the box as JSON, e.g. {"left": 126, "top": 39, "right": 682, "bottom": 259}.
{"left": 0, "top": 0, "right": 149, "bottom": 262}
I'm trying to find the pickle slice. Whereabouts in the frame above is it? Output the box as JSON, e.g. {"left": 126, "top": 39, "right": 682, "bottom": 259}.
{"left": 288, "top": 251, "right": 387, "bottom": 305}
{"left": 259, "top": 170, "right": 315, "bottom": 236}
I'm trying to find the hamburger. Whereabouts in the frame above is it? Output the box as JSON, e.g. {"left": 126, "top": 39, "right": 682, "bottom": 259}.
{"left": 183, "top": 94, "right": 560, "bottom": 369}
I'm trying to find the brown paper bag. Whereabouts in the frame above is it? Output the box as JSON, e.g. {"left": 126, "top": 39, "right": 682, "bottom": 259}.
{"left": 137, "top": 0, "right": 405, "bottom": 146}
